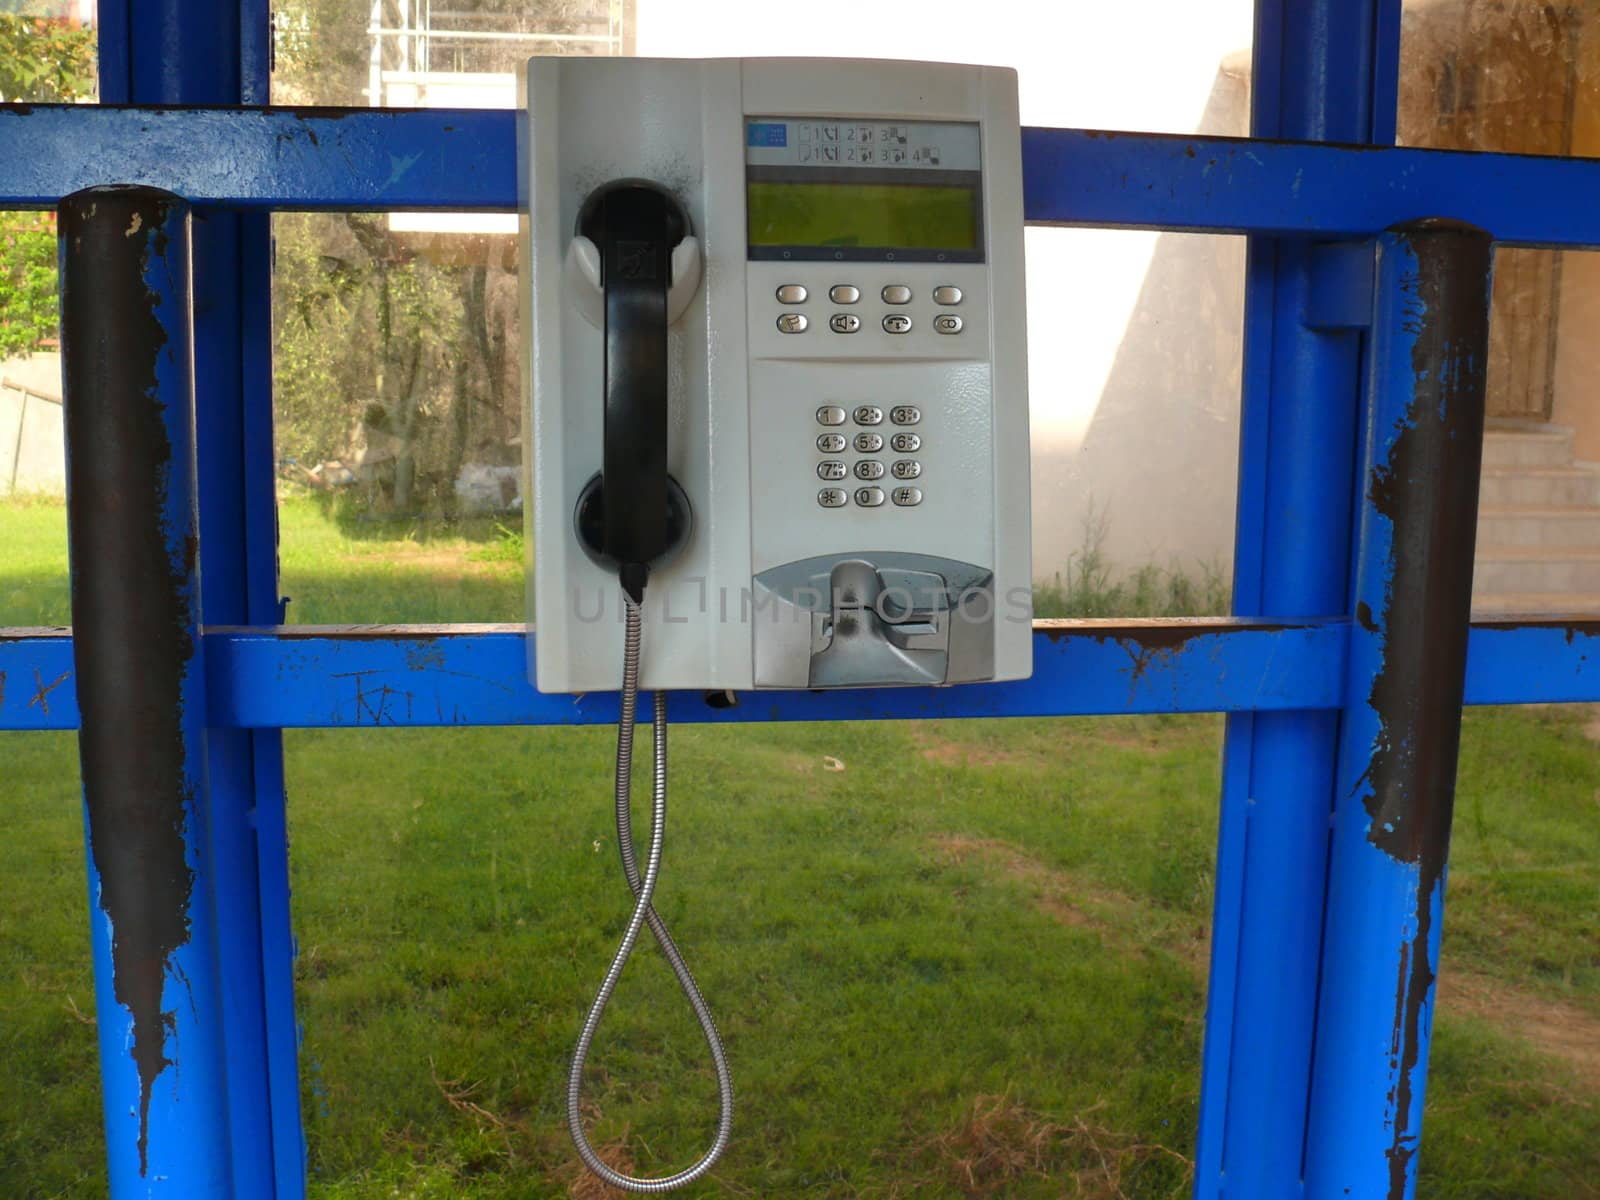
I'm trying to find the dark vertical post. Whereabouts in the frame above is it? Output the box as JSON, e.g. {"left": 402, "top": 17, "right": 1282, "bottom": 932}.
{"left": 1305, "top": 220, "right": 1493, "bottom": 1199}
{"left": 60, "top": 186, "right": 236, "bottom": 1196}
{"left": 99, "top": 3, "right": 297, "bottom": 1194}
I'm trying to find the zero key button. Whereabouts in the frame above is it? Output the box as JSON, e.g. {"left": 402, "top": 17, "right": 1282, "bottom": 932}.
{"left": 933, "top": 314, "right": 963, "bottom": 334}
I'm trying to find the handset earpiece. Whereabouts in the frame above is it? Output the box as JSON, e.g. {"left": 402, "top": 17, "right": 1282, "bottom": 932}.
{"left": 569, "top": 179, "right": 696, "bottom": 603}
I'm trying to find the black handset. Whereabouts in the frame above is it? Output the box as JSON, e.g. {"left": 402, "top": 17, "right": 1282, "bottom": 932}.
{"left": 572, "top": 179, "right": 693, "bottom": 603}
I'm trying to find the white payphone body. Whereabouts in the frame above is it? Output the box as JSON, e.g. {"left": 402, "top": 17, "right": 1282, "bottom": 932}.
{"left": 520, "top": 56, "right": 1033, "bottom": 1192}
{"left": 524, "top": 57, "right": 1032, "bottom": 694}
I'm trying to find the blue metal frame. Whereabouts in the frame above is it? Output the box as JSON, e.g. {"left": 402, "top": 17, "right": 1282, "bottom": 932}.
{"left": 4, "top": 0, "right": 1598, "bottom": 1195}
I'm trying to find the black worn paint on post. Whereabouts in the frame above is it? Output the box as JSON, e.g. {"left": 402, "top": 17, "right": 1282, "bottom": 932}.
{"left": 60, "top": 188, "right": 197, "bottom": 1177}
{"left": 1360, "top": 219, "right": 1492, "bottom": 1198}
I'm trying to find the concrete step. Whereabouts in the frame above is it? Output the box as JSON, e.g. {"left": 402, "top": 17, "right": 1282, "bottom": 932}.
{"left": 1476, "top": 506, "right": 1600, "bottom": 549}
{"left": 1480, "top": 425, "right": 1574, "bottom": 468}
{"left": 1478, "top": 466, "right": 1600, "bottom": 508}
{"left": 1470, "top": 590, "right": 1600, "bottom": 617}
{"left": 1474, "top": 545, "right": 1600, "bottom": 595}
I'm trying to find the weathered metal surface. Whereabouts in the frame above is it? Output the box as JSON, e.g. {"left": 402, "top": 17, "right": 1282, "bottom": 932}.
{"left": 1306, "top": 220, "right": 1494, "bottom": 1200}
{"left": 6, "top": 107, "right": 1600, "bottom": 245}
{"left": 7, "top": 619, "right": 1600, "bottom": 731}
{"left": 59, "top": 186, "right": 233, "bottom": 1194}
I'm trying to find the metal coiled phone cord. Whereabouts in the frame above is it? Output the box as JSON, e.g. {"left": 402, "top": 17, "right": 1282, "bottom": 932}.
{"left": 566, "top": 592, "right": 735, "bottom": 1192}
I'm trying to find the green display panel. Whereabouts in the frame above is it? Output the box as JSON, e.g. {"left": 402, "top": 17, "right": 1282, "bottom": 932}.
{"left": 747, "top": 180, "right": 979, "bottom": 252}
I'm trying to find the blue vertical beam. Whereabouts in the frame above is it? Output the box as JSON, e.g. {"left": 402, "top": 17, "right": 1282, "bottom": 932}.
{"left": 1305, "top": 223, "right": 1492, "bottom": 1200}
{"left": 98, "top": 2, "right": 298, "bottom": 1195}
{"left": 60, "top": 186, "right": 235, "bottom": 1197}
{"left": 1196, "top": 2, "right": 1400, "bottom": 1195}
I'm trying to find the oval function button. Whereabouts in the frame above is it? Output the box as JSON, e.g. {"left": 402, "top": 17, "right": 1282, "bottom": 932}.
{"left": 890, "top": 405, "right": 921, "bottom": 426}
{"left": 933, "top": 314, "right": 963, "bottom": 335}
{"left": 892, "top": 486, "right": 923, "bottom": 507}
{"left": 777, "top": 312, "right": 808, "bottom": 334}
{"left": 855, "top": 460, "right": 885, "bottom": 481}
{"left": 776, "top": 284, "right": 808, "bottom": 304}
{"left": 817, "top": 433, "right": 847, "bottom": 453}
{"left": 882, "top": 314, "right": 913, "bottom": 335}
{"left": 829, "top": 284, "right": 860, "bottom": 304}
{"left": 816, "top": 405, "right": 847, "bottom": 426}
{"left": 932, "top": 285, "right": 963, "bottom": 305}
{"left": 817, "top": 460, "right": 847, "bottom": 481}
{"left": 890, "top": 432, "right": 921, "bottom": 453}
{"left": 829, "top": 313, "right": 861, "bottom": 334}
{"left": 818, "top": 487, "right": 848, "bottom": 508}
{"left": 891, "top": 460, "right": 922, "bottom": 480}
{"left": 854, "top": 432, "right": 883, "bottom": 453}
{"left": 881, "top": 284, "right": 912, "bottom": 305}
{"left": 855, "top": 486, "right": 886, "bottom": 508}
{"left": 853, "top": 405, "right": 884, "bottom": 426}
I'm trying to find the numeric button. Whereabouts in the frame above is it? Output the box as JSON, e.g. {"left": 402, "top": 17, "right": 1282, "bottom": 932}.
{"left": 855, "top": 460, "right": 885, "bottom": 481}
{"left": 818, "top": 461, "right": 847, "bottom": 481}
{"left": 854, "top": 487, "right": 885, "bottom": 508}
{"left": 853, "top": 405, "right": 883, "bottom": 425}
{"left": 891, "top": 460, "right": 921, "bottom": 480}
{"left": 890, "top": 432, "right": 921, "bottom": 453}
{"left": 816, "top": 405, "right": 846, "bottom": 426}
{"left": 854, "top": 432, "right": 883, "bottom": 453}
{"left": 817, "top": 433, "right": 846, "bottom": 453}
{"left": 890, "top": 405, "right": 921, "bottom": 425}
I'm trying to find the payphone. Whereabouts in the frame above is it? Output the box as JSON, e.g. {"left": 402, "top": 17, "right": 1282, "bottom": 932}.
{"left": 522, "top": 56, "right": 1032, "bottom": 1190}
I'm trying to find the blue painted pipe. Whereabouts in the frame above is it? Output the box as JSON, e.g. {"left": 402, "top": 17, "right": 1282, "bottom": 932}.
{"left": 1305, "top": 221, "right": 1493, "bottom": 1199}
{"left": 60, "top": 186, "right": 236, "bottom": 1196}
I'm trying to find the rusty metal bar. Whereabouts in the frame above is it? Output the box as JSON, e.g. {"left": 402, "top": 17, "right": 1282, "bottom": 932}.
{"left": 60, "top": 186, "right": 235, "bottom": 1196}
{"left": 1304, "top": 219, "right": 1494, "bottom": 1199}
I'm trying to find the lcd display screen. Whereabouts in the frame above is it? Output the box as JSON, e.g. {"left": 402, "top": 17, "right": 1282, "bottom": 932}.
{"left": 747, "top": 180, "right": 980, "bottom": 254}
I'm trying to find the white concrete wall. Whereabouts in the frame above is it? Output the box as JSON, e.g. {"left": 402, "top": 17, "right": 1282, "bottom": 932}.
{"left": 0, "top": 353, "right": 65, "bottom": 497}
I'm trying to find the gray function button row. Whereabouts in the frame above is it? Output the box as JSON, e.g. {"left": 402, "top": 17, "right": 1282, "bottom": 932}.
{"left": 777, "top": 312, "right": 808, "bottom": 334}
{"left": 882, "top": 314, "right": 912, "bottom": 335}
{"left": 817, "top": 433, "right": 847, "bottom": 453}
{"left": 891, "top": 459, "right": 922, "bottom": 480}
{"left": 829, "top": 313, "right": 861, "bottom": 334}
{"left": 829, "top": 284, "right": 860, "bottom": 304}
{"left": 855, "top": 487, "right": 886, "bottom": 508}
{"left": 890, "top": 432, "right": 921, "bottom": 453}
{"left": 892, "top": 486, "right": 923, "bottom": 507}
{"left": 854, "top": 432, "right": 883, "bottom": 453}
{"left": 881, "top": 284, "right": 912, "bottom": 305}
{"left": 933, "top": 314, "right": 963, "bottom": 335}
{"left": 818, "top": 487, "right": 848, "bottom": 508}
{"left": 776, "top": 284, "right": 808, "bottom": 304}
{"left": 818, "top": 460, "right": 848, "bottom": 481}
{"left": 816, "top": 405, "right": 847, "bottom": 426}
{"left": 853, "top": 405, "right": 884, "bottom": 425}
{"left": 854, "top": 460, "right": 885, "bottom": 481}
{"left": 890, "top": 405, "right": 921, "bottom": 425}
{"left": 933, "top": 285, "right": 963, "bottom": 305}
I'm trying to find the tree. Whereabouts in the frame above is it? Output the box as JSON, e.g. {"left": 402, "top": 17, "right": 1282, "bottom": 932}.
{"left": 0, "top": 15, "right": 94, "bottom": 360}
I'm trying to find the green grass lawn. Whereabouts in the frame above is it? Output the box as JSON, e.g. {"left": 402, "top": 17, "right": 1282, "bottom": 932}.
{"left": 3, "top": 496, "right": 1598, "bottom": 1198}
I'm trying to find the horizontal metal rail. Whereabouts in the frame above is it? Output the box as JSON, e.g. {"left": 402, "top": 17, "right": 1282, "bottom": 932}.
{"left": 2, "top": 107, "right": 1600, "bottom": 245}
{"left": 2, "top": 617, "right": 1597, "bottom": 731}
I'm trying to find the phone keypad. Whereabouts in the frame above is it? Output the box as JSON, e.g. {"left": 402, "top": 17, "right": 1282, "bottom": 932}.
{"left": 814, "top": 402, "right": 931, "bottom": 509}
